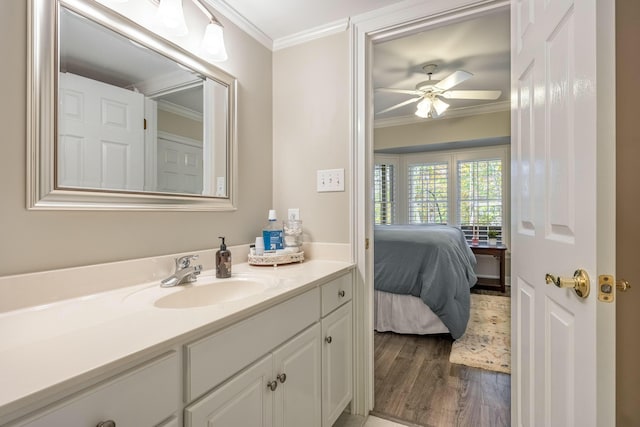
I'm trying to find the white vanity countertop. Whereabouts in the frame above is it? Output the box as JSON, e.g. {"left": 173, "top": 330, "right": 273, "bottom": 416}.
{"left": 0, "top": 259, "right": 354, "bottom": 422}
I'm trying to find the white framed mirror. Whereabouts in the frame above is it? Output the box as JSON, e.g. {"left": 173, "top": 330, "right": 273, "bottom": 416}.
{"left": 27, "top": 0, "right": 237, "bottom": 210}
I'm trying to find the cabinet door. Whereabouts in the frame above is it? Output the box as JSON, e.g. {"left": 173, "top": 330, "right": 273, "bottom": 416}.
{"left": 185, "top": 355, "right": 273, "bottom": 427}
{"left": 321, "top": 302, "right": 353, "bottom": 427}
{"left": 273, "top": 323, "right": 321, "bottom": 427}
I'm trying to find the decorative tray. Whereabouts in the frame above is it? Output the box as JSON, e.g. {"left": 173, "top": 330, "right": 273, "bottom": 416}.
{"left": 248, "top": 251, "right": 304, "bottom": 266}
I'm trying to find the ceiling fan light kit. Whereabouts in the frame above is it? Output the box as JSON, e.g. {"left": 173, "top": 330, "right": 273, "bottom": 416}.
{"left": 415, "top": 96, "right": 449, "bottom": 118}
{"left": 377, "top": 63, "right": 501, "bottom": 119}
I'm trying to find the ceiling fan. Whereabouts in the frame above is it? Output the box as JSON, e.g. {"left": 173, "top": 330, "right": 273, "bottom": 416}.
{"left": 376, "top": 64, "right": 501, "bottom": 118}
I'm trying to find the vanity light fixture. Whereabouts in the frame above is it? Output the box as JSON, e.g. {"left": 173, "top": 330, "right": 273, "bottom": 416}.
{"left": 154, "top": 0, "right": 228, "bottom": 61}
{"left": 157, "top": 0, "right": 188, "bottom": 36}
{"left": 191, "top": 0, "right": 228, "bottom": 61}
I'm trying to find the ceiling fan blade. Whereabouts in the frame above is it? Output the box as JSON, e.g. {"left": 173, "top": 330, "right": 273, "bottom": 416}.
{"left": 377, "top": 96, "right": 422, "bottom": 114}
{"left": 440, "top": 90, "right": 502, "bottom": 100}
{"left": 376, "top": 88, "right": 423, "bottom": 96}
{"left": 433, "top": 70, "right": 473, "bottom": 91}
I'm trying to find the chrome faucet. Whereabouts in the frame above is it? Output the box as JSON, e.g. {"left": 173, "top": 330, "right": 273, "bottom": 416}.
{"left": 161, "top": 255, "right": 203, "bottom": 287}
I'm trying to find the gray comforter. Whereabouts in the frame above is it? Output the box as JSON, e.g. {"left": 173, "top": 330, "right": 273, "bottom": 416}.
{"left": 374, "top": 225, "right": 477, "bottom": 339}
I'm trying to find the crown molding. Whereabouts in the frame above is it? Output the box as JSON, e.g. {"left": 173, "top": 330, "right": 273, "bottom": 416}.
{"left": 374, "top": 100, "right": 510, "bottom": 128}
{"left": 273, "top": 18, "right": 350, "bottom": 51}
{"left": 203, "top": 0, "right": 273, "bottom": 50}
{"left": 157, "top": 100, "right": 203, "bottom": 122}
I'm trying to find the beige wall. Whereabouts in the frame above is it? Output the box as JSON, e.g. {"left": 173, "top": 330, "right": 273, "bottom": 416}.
{"left": 157, "top": 109, "right": 203, "bottom": 142}
{"left": 374, "top": 110, "right": 510, "bottom": 150}
{"left": 272, "top": 32, "right": 350, "bottom": 243}
{"left": 616, "top": 0, "right": 640, "bottom": 425}
{"left": 0, "top": 0, "right": 273, "bottom": 276}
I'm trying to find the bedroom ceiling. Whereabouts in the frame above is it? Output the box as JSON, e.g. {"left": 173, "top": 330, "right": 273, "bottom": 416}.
{"left": 373, "top": 9, "right": 510, "bottom": 123}
{"left": 219, "top": 1, "right": 510, "bottom": 123}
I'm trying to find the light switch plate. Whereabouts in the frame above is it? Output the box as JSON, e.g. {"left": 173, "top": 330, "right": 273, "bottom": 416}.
{"left": 317, "top": 168, "right": 345, "bottom": 192}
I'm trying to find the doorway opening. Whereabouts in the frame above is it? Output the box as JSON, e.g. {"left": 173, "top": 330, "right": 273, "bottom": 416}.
{"left": 353, "top": 1, "right": 512, "bottom": 424}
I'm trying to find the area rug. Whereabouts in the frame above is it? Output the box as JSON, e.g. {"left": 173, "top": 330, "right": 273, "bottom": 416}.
{"left": 449, "top": 293, "right": 511, "bottom": 374}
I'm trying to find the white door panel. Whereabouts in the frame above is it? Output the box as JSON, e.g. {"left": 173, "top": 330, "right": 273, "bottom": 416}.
{"left": 157, "top": 135, "right": 203, "bottom": 195}
{"left": 511, "top": 0, "right": 615, "bottom": 426}
{"left": 58, "top": 72, "right": 144, "bottom": 191}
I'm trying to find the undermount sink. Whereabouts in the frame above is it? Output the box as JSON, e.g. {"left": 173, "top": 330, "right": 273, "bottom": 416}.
{"left": 154, "top": 276, "right": 271, "bottom": 309}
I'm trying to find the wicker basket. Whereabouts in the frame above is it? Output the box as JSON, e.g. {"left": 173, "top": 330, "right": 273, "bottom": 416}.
{"left": 248, "top": 251, "right": 304, "bottom": 266}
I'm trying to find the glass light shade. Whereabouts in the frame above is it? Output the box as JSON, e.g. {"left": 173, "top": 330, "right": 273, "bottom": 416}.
{"left": 415, "top": 108, "right": 430, "bottom": 118}
{"left": 432, "top": 98, "right": 450, "bottom": 116}
{"left": 416, "top": 98, "right": 432, "bottom": 112}
{"left": 157, "top": 0, "right": 188, "bottom": 36}
{"left": 415, "top": 98, "right": 432, "bottom": 118}
{"left": 202, "top": 22, "right": 228, "bottom": 61}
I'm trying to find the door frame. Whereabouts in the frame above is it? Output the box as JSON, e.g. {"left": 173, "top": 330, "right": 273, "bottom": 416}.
{"left": 349, "top": 0, "right": 510, "bottom": 415}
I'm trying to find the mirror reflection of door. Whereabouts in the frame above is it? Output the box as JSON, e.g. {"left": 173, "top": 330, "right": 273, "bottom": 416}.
{"left": 156, "top": 133, "right": 204, "bottom": 195}
{"left": 58, "top": 72, "right": 206, "bottom": 195}
{"left": 58, "top": 72, "right": 145, "bottom": 191}
{"left": 57, "top": 5, "right": 227, "bottom": 198}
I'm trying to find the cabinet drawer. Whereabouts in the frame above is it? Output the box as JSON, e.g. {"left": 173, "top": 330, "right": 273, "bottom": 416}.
{"left": 321, "top": 273, "right": 352, "bottom": 317}
{"left": 186, "top": 287, "right": 320, "bottom": 401}
{"left": 17, "top": 352, "right": 179, "bottom": 427}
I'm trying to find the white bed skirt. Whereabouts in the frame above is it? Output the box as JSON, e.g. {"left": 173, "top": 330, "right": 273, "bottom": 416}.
{"left": 374, "top": 290, "right": 449, "bottom": 335}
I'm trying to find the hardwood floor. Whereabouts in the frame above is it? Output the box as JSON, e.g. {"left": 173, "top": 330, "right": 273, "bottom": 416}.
{"left": 372, "top": 331, "right": 510, "bottom": 427}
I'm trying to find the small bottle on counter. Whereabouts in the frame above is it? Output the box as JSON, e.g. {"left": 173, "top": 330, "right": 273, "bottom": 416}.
{"left": 255, "top": 236, "right": 265, "bottom": 255}
{"left": 262, "top": 209, "right": 284, "bottom": 251}
{"left": 216, "top": 236, "right": 232, "bottom": 278}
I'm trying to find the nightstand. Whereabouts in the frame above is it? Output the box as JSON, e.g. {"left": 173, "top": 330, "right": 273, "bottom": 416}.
{"left": 469, "top": 244, "right": 507, "bottom": 293}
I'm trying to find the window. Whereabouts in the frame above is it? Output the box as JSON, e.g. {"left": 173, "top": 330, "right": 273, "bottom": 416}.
{"left": 374, "top": 162, "right": 397, "bottom": 225}
{"left": 407, "top": 162, "right": 448, "bottom": 224}
{"left": 457, "top": 159, "right": 503, "bottom": 242}
{"left": 383, "top": 146, "right": 507, "bottom": 244}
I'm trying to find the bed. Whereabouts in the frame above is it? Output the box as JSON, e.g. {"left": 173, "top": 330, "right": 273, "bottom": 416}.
{"left": 374, "top": 225, "right": 477, "bottom": 339}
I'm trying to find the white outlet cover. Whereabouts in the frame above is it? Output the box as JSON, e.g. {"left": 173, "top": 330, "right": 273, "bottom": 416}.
{"left": 288, "top": 208, "right": 300, "bottom": 220}
{"left": 216, "top": 177, "right": 225, "bottom": 196}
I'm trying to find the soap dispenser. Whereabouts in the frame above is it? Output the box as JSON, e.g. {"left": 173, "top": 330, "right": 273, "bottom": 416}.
{"left": 216, "top": 237, "right": 232, "bottom": 278}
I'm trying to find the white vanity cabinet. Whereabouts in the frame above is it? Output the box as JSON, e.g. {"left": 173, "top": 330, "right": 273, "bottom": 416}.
{"left": 184, "top": 288, "right": 322, "bottom": 427}
{"left": 2, "top": 266, "right": 355, "bottom": 427}
{"left": 14, "top": 352, "right": 179, "bottom": 427}
{"left": 185, "top": 271, "right": 353, "bottom": 427}
{"left": 185, "top": 323, "right": 321, "bottom": 427}
{"left": 320, "top": 275, "right": 353, "bottom": 427}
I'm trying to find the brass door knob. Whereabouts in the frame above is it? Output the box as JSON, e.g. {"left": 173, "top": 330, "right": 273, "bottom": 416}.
{"left": 545, "top": 269, "right": 590, "bottom": 298}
